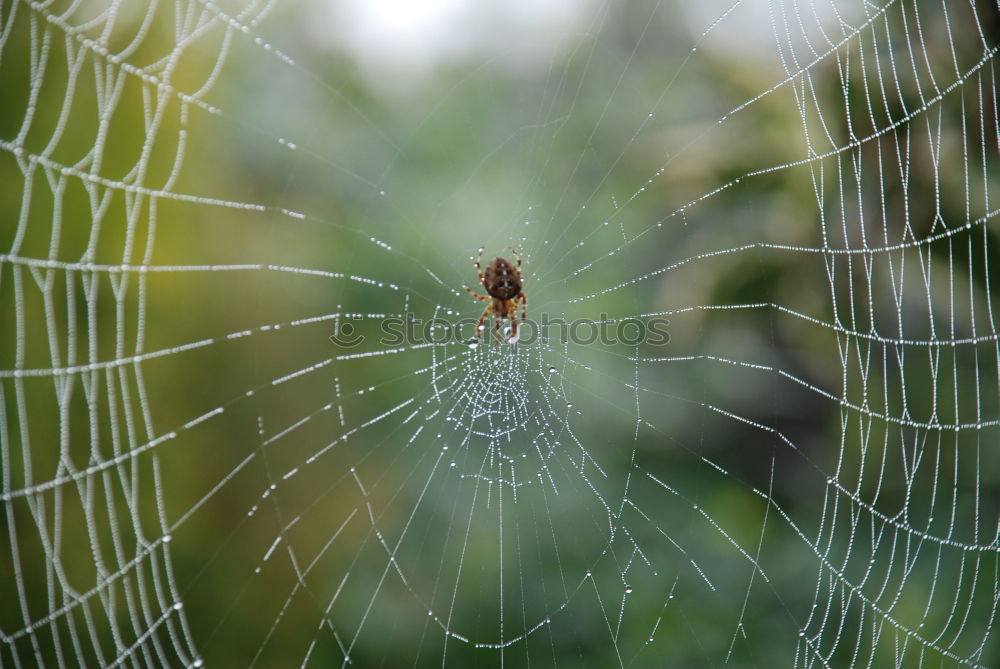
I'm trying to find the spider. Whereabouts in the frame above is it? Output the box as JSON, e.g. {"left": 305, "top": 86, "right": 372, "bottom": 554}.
{"left": 464, "top": 247, "right": 527, "bottom": 344}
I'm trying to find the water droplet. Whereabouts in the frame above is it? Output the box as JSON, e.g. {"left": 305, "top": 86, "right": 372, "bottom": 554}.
{"left": 625, "top": 585, "right": 633, "bottom": 594}
{"left": 468, "top": 341, "right": 478, "bottom": 349}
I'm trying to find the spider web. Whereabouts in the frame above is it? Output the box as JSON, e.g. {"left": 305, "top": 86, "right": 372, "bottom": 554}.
{"left": 2, "top": 0, "right": 999, "bottom": 667}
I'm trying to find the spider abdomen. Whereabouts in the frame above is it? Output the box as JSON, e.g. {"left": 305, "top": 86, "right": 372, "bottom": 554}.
{"left": 484, "top": 257, "right": 521, "bottom": 300}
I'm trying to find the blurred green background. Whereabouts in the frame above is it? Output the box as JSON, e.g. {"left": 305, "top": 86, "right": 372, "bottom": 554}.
{"left": 2, "top": 0, "right": 999, "bottom": 667}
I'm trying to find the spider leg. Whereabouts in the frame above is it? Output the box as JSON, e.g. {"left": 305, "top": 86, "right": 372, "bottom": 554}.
{"left": 475, "top": 247, "right": 486, "bottom": 287}
{"left": 464, "top": 284, "right": 489, "bottom": 301}
{"left": 475, "top": 303, "right": 492, "bottom": 338}
{"left": 508, "top": 294, "right": 527, "bottom": 343}
{"left": 494, "top": 312, "right": 503, "bottom": 346}
{"left": 509, "top": 247, "right": 522, "bottom": 272}
{"left": 508, "top": 301, "right": 519, "bottom": 342}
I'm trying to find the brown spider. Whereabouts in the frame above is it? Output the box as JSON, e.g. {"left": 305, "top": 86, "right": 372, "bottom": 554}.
{"left": 464, "top": 247, "right": 527, "bottom": 343}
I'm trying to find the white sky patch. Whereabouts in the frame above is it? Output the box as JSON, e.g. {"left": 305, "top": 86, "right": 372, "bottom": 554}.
{"left": 309, "top": 0, "right": 595, "bottom": 88}
{"left": 673, "top": 0, "right": 843, "bottom": 69}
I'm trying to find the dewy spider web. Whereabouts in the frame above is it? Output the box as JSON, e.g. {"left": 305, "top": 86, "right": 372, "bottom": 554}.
{"left": 1, "top": 0, "right": 999, "bottom": 667}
